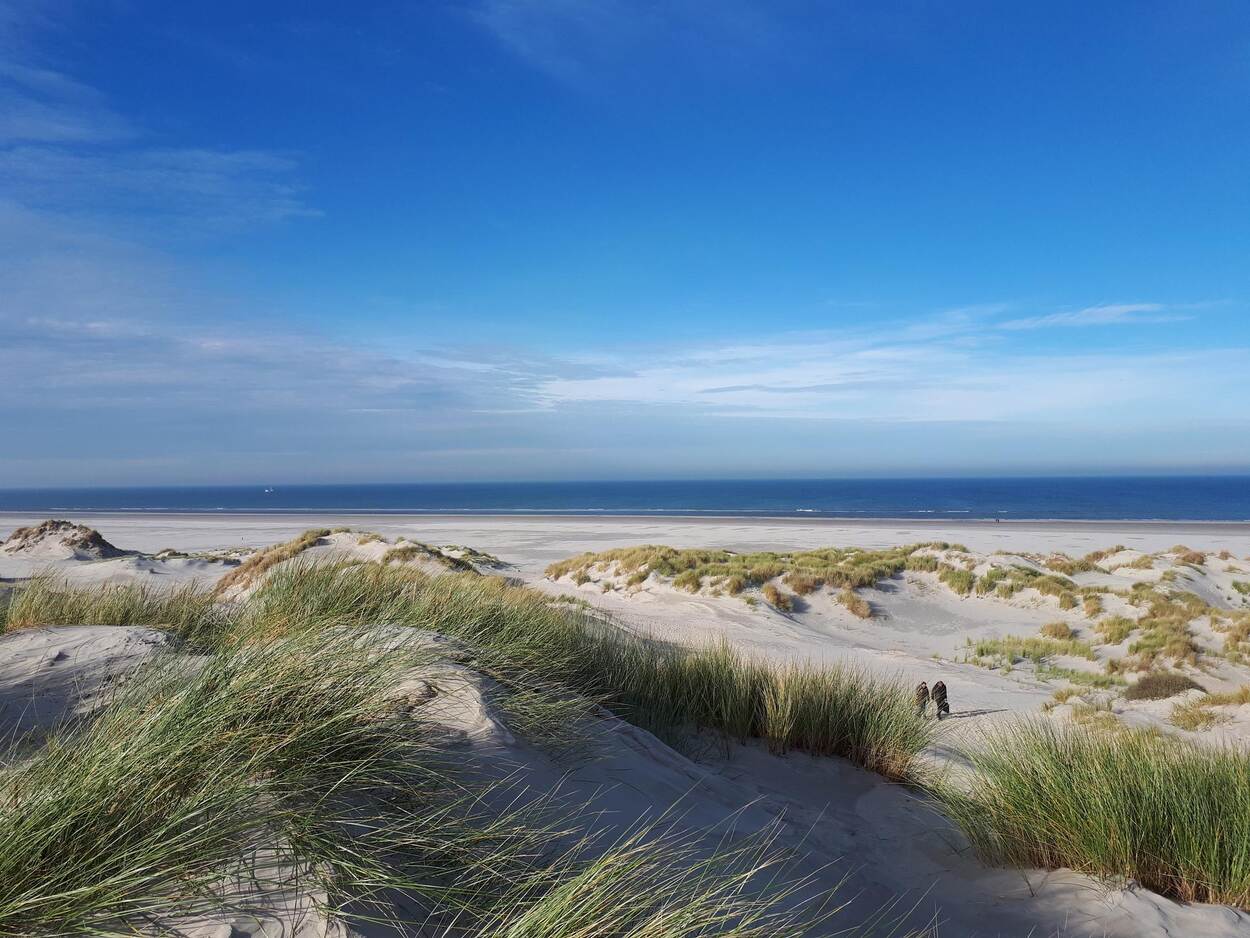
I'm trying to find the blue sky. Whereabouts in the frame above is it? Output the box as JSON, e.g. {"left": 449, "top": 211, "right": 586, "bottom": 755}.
{"left": 2, "top": 0, "right": 1249, "bottom": 485}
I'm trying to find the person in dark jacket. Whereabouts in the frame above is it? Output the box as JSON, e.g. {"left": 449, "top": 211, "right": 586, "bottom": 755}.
{"left": 931, "top": 680, "right": 950, "bottom": 719}
{"left": 914, "top": 681, "right": 930, "bottom": 717}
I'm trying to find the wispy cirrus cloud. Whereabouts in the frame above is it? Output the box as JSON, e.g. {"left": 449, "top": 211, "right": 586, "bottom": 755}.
{"left": 530, "top": 305, "right": 1242, "bottom": 424}
{"left": 0, "top": 0, "right": 133, "bottom": 145}
{"left": 0, "top": 2, "right": 316, "bottom": 236}
{"left": 996, "top": 302, "right": 1188, "bottom": 330}
{"left": 471, "top": 0, "right": 786, "bottom": 83}
{"left": 0, "top": 146, "right": 320, "bottom": 232}
{"left": 0, "top": 60, "right": 134, "bottom": 144}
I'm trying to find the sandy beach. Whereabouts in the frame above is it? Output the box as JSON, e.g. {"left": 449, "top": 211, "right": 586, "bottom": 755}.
{"left": 4, "top": 510, "right": 1247, "bottom": 562}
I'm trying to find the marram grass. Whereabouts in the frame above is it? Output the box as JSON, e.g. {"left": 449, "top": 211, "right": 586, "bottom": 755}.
{"left": 0, "top": 626, "right": 557, "bottom": 936}
{"left": 3, "top": 562, "right": 933, "bottom": 779}
{"left": 241, "top": 562, "right": 933, "bottom": 779}
{"left": 0, "top": 565, "right": 932, "bottom": 936}
{"left": 3, "top": 574, "right": 235, "bottom": 647}
{"left": 932, "top": 720, "right": 1250, "bottom": 907}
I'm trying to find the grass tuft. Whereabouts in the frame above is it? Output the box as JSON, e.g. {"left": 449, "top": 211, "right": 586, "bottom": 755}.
{"left": 1094, "top": 615, "right": 1136, "bottom": 644}
{"left": 933, "top": 721, "right": 1250, "bottom": 906}
{"left": 212, "top": 528, "right": 330, "bottom": 596}
{"left": 837, "top": 588, "right": 872, "bottom": 619}
{"left": 970, "top": 634, "right": 1095, "bottom": 665}
{"left": 938, "top": 565, "right": 974, "bottom": 596}
{"left": 0, "top": 626, "right": 551, "bottom": 936}
{"left": 760, "top": 583, "right": 792, "bottom": 611}
{"left": 3, "top": 575, "right": 233, "bottom": 647}
{"left": 1124, "top": 671, "right": 1203, "bottom": 701}
{"left": 1039, "top": 621, "right": 1073, "bottom": 640}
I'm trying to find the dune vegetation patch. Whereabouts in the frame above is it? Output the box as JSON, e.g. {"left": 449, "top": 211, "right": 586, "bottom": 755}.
{"left": 1042, "top": 554, "right": 1104, "bottom": 576}
{"left": 382, "top": 542, "right": 476, "bottom": 571}
{"left": 760, "top": 583, "right": 793, "bottom": 611}
{"left": 938, "top": 565, "right": 975, "bottom": 596}
{"left": 1122, "top": 590, "right": 1206, "bottom": 666}
{"left": 1039, "top": 621, "right": 1073, "bottom": 640}
{"left": 0, "top": 519, "right": 129, "bottom": 559}
{"left": 1124, "top": 671, "right": 1203, "bottom": 701}
{"left": 1093, "top": 615, "right": 1137, "bottom": 644}
{"left": 441, "top": 544, "right": 504, "bottom": 567}
{"left": 838, "top": 588, "right": 872, "bottom": 619}
{"left": 973, "top": 564, "right": 1089, "bottom": 609}
{"left": 1169, "top": 686, "right": 1250, "bottom": 732}
{"left": 1172, "top": 547, "right": 1207, "bottom": 566}
{"left": 933, "top": 721, "right": 1250, "bottom": 907}
{"left": 1216, "top": 611, "right": 1250, "bottom": 659}
{"left": 3, "top": 574, "right": 234, "bottom": 647}
{"left": 0, "top": 557, "right": 940, "bottom": 936}
{"left": 1034, "top": 664, "right": 1123, "bottom": 689}
{"left": 241, "top": 563, "right": 932, "bottom": 778}
{"left": 0, "top": 621, "right": 857, "bottom": 937}
{"left": 1170, "top": 699, "right": 1227, "bottom": 731}
{"left": 211, "top": 528, "right": 331, "bottom": 596}
{"left": 967, "top": 634, "right": 1096, "bottom": 667}
{"left": 545, "top": 542, "right": 960, "bottom": 605}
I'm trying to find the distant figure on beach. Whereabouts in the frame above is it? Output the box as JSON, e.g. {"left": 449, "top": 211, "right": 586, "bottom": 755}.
{"left": 914, "top": 681, "right": 930, "bottom": 717}
{"left": 932, "top": 680, "right": 950, "bottom": 719}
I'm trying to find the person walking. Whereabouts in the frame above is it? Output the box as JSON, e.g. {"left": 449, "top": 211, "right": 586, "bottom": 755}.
{"left": 932, "top": 680, "right": 950, "bottom": 719}
{"left": 914, "top": 681, "right": 930, "bottom": 718}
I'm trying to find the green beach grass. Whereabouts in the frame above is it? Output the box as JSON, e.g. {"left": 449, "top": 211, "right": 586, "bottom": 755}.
{"left": 2, "top": 559, "right": 933, "bottom": 780}
{"left": 932, "top": 721, "right": 1250, "bottom": 907}
{"left": 239, "top": 562, "right": 933, "bottom": 777}
{"left": 10, "top": 545, "right": 1250, "bottom": 922}
{"left": 0, "top": 563, "right": 936, "bottom": 936}
{"left": 0, "top": 621, "right": 863, "bottom": 936}
{"left": 4, "top": 574, "right": 235, "bottom": 647}
{"left": 545, "top": 542, "right": 960, "bottom": 600}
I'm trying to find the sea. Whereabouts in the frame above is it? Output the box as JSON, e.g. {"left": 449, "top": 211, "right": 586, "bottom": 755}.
{"left": 0, "top": 477, "right": 1247, "bottom": 521}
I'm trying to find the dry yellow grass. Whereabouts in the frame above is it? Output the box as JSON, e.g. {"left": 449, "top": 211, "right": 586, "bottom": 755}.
{"left": 1094, "top": 615, "right": 1136, "bottom": 643}
{"left": 1040, "top": 621, "right": 1073, "bottom": 640}
{"left": 212, "top": 529, "right": 329, "bottom": 596}
{"left": 838, "top": 588, "right": 872, "bottom": 619}
{"left": 761, "top": 583, "right": 792, "bottom": 611}
{"left": 1171, "top": 699, "right": 1226, "bottom": 731}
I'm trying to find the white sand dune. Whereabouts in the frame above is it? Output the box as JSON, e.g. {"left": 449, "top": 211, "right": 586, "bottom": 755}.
{"left": 4, "top": 514, "right": 1250, "bottom": 935}
{"left": 4, "top": 621, "right": 1249, "bottom": 937}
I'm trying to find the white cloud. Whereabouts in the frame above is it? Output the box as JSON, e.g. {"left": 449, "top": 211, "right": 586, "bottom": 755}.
{"left": 0, "top": 34, "right": 133, "bottom": 143}
{"left": 0, "top": 5, "right": 316, "bottom": 234}
{"left": 532, "top": 311, "right": 1245, "bottom": 424}
{"left": 471, "top": 0, "right": 784, "bottom": 83}
{"left": 997, "top": 303, "right": 1186, "bottom": 330}
{"left": 0, "top": 146, "right": 319, "bottom": 232}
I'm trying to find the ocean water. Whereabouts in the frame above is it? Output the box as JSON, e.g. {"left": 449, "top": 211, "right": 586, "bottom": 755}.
{"left": 0, "top": 477, "right": 1247, "bottom": 521}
